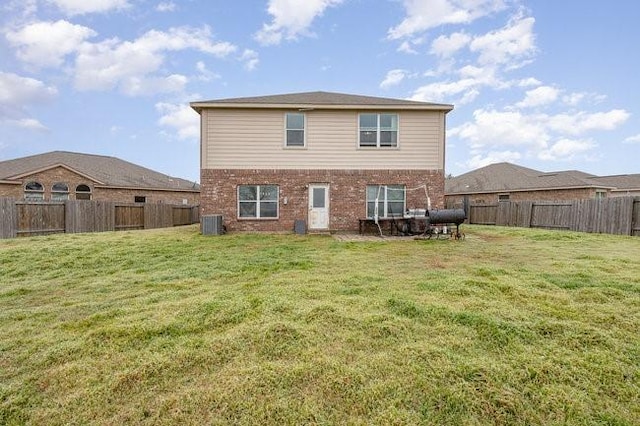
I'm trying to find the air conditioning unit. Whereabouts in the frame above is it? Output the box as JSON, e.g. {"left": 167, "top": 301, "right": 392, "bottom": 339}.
{"left": 201, "top": 215, "right": 224, "bottom": 235}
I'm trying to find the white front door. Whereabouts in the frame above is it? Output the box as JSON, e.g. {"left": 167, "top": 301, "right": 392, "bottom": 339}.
{"left": 308, "top": 184, "right": 329, "bottom": 230}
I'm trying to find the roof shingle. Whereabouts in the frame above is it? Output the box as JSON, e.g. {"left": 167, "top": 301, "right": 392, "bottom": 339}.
{"left": 445, "top": 162, "right": 620, "bottom": 194}
{"left": 0, "top": 151, "right": 199, "bottom": 191}
{"left": 191, "top": 90, "right": 453, "bottom": 111}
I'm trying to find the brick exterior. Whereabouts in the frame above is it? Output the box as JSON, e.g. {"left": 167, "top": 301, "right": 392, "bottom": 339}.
{"left": 0, "top": 166, "right": 199, "bottom": 204}
{"left": 446, "top": 187, "right": 602, "bottom": 207}
{"left": 201, "top": 168, "right": 445, "bottom": 232}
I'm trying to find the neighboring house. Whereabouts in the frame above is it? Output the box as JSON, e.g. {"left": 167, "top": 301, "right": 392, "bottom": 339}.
{"left": 0, "top": 151, "right": 200, "bottom": 204}
{"left": 191, "top": 91, "right": 454, "bottom": 232}
{"left": 445, "top": 162, "right": 640, "bottom": 207}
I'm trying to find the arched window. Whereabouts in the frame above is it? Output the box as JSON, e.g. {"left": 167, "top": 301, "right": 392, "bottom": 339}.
{"left": 76, "top": 184, "right": 92, "bottom": 200}
{"left": 52, "top": 182, "right": 69, "bottom": 201}
{"left": 24, "top": 181, "right": 44, "bottom": 201}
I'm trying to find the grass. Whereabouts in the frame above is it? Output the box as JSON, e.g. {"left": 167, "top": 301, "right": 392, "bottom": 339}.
{"left": 0, "top": 225, "right": 639, "bottom": 425}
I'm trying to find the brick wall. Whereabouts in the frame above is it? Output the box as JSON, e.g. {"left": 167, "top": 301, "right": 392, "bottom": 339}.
{"left": 446, "top": 187, "right": 601, "bottom": 207}
{"left": 201, "top": 168, "right": 444, "bottom": 232}
{"left": 0, "top": 182, "right": 21, "bottom": 198}
{"left": 0, "top": 166, "right": 199, "bottom": 204}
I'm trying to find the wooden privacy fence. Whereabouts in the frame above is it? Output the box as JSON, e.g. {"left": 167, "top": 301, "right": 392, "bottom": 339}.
{"left": 0, "top": 198, "right": 199, "bottom": 239}
{"left": 459, "top": 197, "right": 640, "bottom": 236}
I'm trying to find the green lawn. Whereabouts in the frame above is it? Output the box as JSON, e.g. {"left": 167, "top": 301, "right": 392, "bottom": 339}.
{"left": 1, "top": 225, "right": 639, "bottom": 425}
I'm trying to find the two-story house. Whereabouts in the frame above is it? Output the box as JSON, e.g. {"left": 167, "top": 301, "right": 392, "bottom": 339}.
{"left": 190, "top": 91, "right": 454, "bottom": 233}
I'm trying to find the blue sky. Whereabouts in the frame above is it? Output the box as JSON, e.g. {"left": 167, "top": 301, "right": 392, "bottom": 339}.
{"left": 1, "top": 0, "right": 638, "bottom": 182}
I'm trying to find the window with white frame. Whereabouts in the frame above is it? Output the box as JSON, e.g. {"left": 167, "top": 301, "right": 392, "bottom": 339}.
{"left": 75, "top": 184, "right": 91, "bottom": 200}
{"left": 51, "top": 182, "right": 69, "bottom": 201}
{"left": 24, "top": 181, "right": 44, "bottom": 201}
{"left": 366, "top": 185, "right": 405, "bottom": 218}
{"left": 285, "top": 113, "right": 305, "bottom": 147}
{"left": 359, "top": 113, "right": 398, "bottom": 147}
{"left": 238, "top": 185, "right": 279, "bottom": 218}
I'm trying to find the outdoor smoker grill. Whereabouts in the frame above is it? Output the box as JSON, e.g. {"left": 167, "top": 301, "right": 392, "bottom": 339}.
{"left": 399, "top": 208, "right": 467, "bottom": 240}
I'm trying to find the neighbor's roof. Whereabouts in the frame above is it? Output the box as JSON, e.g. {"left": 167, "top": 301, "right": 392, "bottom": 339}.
{"left": 588, "top": 174, "right": 640, "bottom": 192}
{"left": 191, "top": 91, "right": 454, "bottom": 112}
{"left": 445, "top": 162, "right": 618, "bottom": 195}
{"left": 0, "top": 151, "right": 199, "bottom": 191}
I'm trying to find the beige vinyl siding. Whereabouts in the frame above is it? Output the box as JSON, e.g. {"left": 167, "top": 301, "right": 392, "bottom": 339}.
{"left": 202, "top": 109, "right": 444, "bottom": 170}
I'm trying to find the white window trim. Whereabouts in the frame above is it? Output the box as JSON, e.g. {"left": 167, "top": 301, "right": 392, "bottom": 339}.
{"left": 24, "top": 181, "right": 44, "bottom": 201}
{"left": 237, "top": 184, "right": 280, "bottom": 220}
{"left": 284, "top": 112, "right": 306, "bottom": 148}
{"left": 51, "top": 182, "right": 69, "bottom": 201}
{"left": 366, "top": 185, "right": 406, "bottom": 218}
{"left": 358, "top": 113, "right": 400, "bottom": 149}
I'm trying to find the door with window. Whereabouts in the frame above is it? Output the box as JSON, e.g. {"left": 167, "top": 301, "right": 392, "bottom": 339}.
{"left": 308, "top": 184, "right": 329, "bottom": 230}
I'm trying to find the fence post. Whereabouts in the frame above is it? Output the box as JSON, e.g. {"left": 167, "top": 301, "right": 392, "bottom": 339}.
{"left": 0, "top": 198, "right": 17, "bottom": 239}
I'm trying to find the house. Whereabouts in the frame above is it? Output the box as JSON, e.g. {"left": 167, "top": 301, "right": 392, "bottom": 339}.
{"left": 190, "top": 91, "right": 454, "bottom": 232}
{"left": 0, "top": 151, "right": 200, "bottom": 204}
{"left": 445, "top": 162, "right": 640, "bottom": 207}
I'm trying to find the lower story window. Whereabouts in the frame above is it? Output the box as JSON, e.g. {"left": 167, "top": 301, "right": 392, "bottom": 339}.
{"left": 24, "top": 181, "right": 44, "bottom": 201}
{"left": 238, "top": 185, "right": 278, "bottom": 218}
{"left": 52, "top": 182, "right": 69, "bottom": 201}
{"left": 76, "top": 184, "right": 91, "bottom": 200}
{"left": 366, "top": 185, "right": 405, "bottom": 218}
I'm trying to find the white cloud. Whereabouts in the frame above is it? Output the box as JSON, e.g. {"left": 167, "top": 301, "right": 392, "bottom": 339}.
{"left": 451, "top": 109, "right": 549, "bottom": 149}
{"left": 156, "top": 1, "right": 176, "bottom": 12}
{"left": 195, "top": 61, "right": 220, "bottom": 82}
{"left": 3, "top": 0, "right": 38, "bottom": 19}
{"left": 410, "top": 64, "right": 502, "bottom": 104}
{"left": 469, "top": 14, "right": 536, "bottom": 66}
{"left": 464, "top": 150, "right": 522, "bottom": 169}
{"left": 450, "top": 107, "right": 630, "bottom": 164}
{"left": 0, "top": 72, "right": 56, "bottom": 131}
{"left": 623, "top": 134, "right": 640, "bottom": 144}
{"left": 73, "top": 26, "right": 236, "bottom": 94}
{"left": 5, "top": 20, "right": 96, "bottom": 67}
{"left": 0, "top": 72, "right": 58, "bottom": 104}
{"left": 538, "top": 138, "right": 596, "bottom": 161}
{"left": 380, "top": 69, "right": 407, "bottom": 89}
{"left": 547, "top": 110, "right": 630, "bottom": 135}
{"left": 517, "top": 77, "right": 541, "bottom": 87}
{"left": 240, "top": 49, "right": 259, "bottom": 71}
{"left": 388, "top": 0, "right": 507, "bottom": 40}
{"left": 156, "top": 101, "right": 199, "bottom": 140}
{"left": 515, "top": 85, "right": 559, "bottom": 108}
{"left": 4, "top": 118, "right": 48, "bottom": 131}
{"left": 398, "top": 40, "right": 418, "bottom": 54}
{"left": 47, "top": 0, "right": 130, "bottom": 15}
{"left": 430, "top": 32, "right": 471, "bottom": 57}
{"left": 562, "top": 91, "right": 606, "bottom": 106}
{"left": 255, "top": 0, "right": 344, "bottom": 45}
{"left": 120, "top": 74, "right": 188, "bottom": 96}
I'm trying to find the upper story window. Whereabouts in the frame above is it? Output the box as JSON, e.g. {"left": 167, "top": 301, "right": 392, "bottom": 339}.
{"left": 285, "top": 113, "right": 305, "bottom": 147}
{"left": 51, "top": 182, "right": 69, "bottom": 201}
{"left": 134, "top": 196, "right": 146, "bottom": 203}
{"left": 238, "top": 185, "right": 278, "bottom": 219}
{"left": 24, "top": 181, "right": 44, "bottom": 201}
{"left": 359, "top": 113, "right": 398, "bottom": 148}
{"left": 498, "top": 194, "right": 510, "bottom": 201}
{"left": 366, "top": 185, "right": 405, "bottom": 218}
{"left": 76, "top": 184, "right": 91, "bottom": 200}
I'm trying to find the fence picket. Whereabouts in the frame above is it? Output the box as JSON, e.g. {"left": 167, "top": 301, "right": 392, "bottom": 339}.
{"left": 0, "top": 198, "right": 198, "bottom": 239}
{"left": 466, "top": 196, "right": 639, "bottom": 236}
